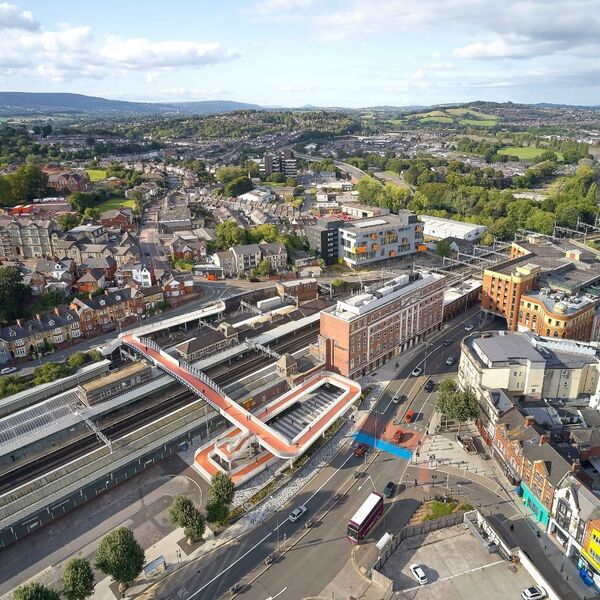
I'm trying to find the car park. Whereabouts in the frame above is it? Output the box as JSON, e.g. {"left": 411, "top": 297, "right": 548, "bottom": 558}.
{"left": 464, "top": 324, "right": 474, "bottom": 332}
{"left": 409, "top": 564, "right": 428, "bottom": 585}
{"left": 354, "top": 443, "right": 368, "bottom": 457}
{"left": 410, "top": 367, "right": 423, "bottom": 377}
{"left": 392, "top": 394, "right": 406, "bottom": 405}
{"left": 383, "top": 481, "right": 396, "bottom": 498}
{"left": 0, "top": 367, "right": 17, "bottom": 375}
{"left": 521, "top": 586, "right": 546, "bottom": 600}
{"left": 424, "top": 379, "right": 435, "bottom": 392}
{"left": 288, "top": 505, "right": 307, "bottom": 522}
{"left": 445, "top": 356, "right": 457, "bottom": 366}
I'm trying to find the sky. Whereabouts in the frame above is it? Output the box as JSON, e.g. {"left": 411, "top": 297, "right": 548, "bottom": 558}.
{"left": 0, "top": 0, "right": 599, "bottom": 107}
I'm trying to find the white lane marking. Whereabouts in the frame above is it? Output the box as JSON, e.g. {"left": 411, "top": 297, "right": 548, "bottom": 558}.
{"left": 188, "top": 449, "right": 355, "bottom": 597}
{"left": 266, "top": 587, "right": 287, "bottom": 599}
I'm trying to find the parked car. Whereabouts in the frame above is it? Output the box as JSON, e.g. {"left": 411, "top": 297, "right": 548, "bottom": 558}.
{"left": 354, "top": 443, "right": 368, "bottom": 457}
{"left": 424, "top": 379, "right": 435, "bottom": 392}
{"left": 392, "top": 394, "right": 406, "bottom": 405}
{"left": 383, "top": 481, "right": 396, "bottom": 498}
{"left": 249, "top": 277, "right": 260, "bottom": 282}
{"left": 409, "top": 564, "right": 428, "bottom": 585}
{"left": 464, "top": 324, "right": 474, "bottom": 332}
{"left": 521, "top": 586, "right": 546, "bottom": 600}
{"left": 0, "top": 367, "right": 17, "bottom": 375}
{"left": 445, "top": 356, "right": 456, "bottom": 366}
{"left": 442, "top": 339, "right": 452, "bottom": 347}
{"left": 288, "top": 505, "right": 307, "bottom": 522}
{"left": 410, "top": 367, "right": 423, "bottom": 377}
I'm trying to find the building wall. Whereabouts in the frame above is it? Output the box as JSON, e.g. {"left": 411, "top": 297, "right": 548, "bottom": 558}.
{"left": 481, "top": 265, "right": 539, "bottom": 330}
{"left": 518, "top": 295, "right": 595, "bottom": 341}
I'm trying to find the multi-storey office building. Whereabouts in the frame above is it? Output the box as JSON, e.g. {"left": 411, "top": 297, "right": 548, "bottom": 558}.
{"left": 319, "top": 271, "right": 445, "bottom": 378}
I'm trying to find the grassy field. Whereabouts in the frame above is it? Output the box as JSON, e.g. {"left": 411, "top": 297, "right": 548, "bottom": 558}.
{"left": 459, "top": 118, "right": 498, "bottom": 127}
{"left": 86, "top": 169, "right": 107, "bottom": 181}
{"left": 95, "top": 197, "right": 134, "bottom": 211}
{"left": 497, "top": 146, "right": 564, "bottom": 161}
{"left": 420, "top": 116, "right": 453, "bottom": 124}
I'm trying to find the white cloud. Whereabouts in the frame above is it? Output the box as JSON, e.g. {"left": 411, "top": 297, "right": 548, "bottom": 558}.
{"left": 99, "top": 37, "right": 239, "bottom": 69}
{"left": 0, "top": 2, "right": 38, "bottom": 31}
{"left": 0, "top": 5, "right": 239, "bottom": 82}
{"left": 254, "top": 0, "right": 317, "bottom": 15}
{"left": 279, "top": 83, "right": 315, "bottom": 92}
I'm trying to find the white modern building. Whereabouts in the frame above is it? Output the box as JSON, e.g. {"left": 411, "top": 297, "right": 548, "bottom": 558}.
{"left": 419, "top": 215, "right": 487, "bottom": 241}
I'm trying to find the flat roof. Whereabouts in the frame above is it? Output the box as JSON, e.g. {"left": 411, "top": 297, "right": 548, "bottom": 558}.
{"left": 352, "top": 218, "right": 388, "bottom": 228}
{"left": 80, "top": 361, "right": 149, "bottom": 392}
{"left": 419, "top": 215, "right": 487, "bottom": 234}
{"left": 350, "top": 492, "right": 382, "bottom": 525}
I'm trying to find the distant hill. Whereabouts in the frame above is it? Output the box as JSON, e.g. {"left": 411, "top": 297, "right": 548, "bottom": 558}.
{"left": 0, "top": 92, "right": 263, "bottom": 117}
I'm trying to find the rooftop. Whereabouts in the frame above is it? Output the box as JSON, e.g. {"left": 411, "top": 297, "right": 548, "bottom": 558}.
{"left": 419, "top": 215, "right": 487, "bottom": 234}
{"left": 79, "top": 360, "right": 150, "bottom": 392}
{"left": 523, "top": 289, "right": 596, "bottom": 316}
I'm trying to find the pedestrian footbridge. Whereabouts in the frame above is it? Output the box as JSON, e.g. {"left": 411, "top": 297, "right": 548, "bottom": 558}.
{"left": 121, "top": 334, "right": 361, "bottom": 480}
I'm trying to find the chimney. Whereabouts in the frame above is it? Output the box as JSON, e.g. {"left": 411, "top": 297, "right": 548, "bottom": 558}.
{"left": 524, "top": 416, "right": 535, "bottom": 427}
{"left": 54, "top": 307, "right": 60, "bottom": 316}
{"left": 88, "top": 293, "right": 94, "bottom": 300}
{"left": 539, "top": 433, "right": 550, "bottom": 445}
{"left": 571, "top": 459, "right": 581, "bottom": 474}
{"left": 16, "top": 319, "right": 22, "bottom": 327}
{"left": 36, "top": 313, "right": 42, "bottom": 322}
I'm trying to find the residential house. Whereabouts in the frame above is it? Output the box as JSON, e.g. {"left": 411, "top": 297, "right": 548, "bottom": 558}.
{"left": 70, "top": 285, "right": 163, "bottom": 335}
{"left": 80, "top": 256, "right": 117, "bottom": 281}
{"left": 167, "top": 233, "right": 206, "bottom": 262}
{"left": 0, "top": 307, "right": 81, "bottom": 358}
{"left": 100, "top": 208, "right": 135, "bottom": 231}
{"left": 231, "top": 244, "right": 262, "bottom": 274}
{"left": 46, "top": 171, "right": 91, "bottom": 192}
{"left": 0, "top": 218, "right": 61, "bottom": 259}
{"left": 131, "top": 261, "right": 155, "bottom": 288}
{"left": 66, "top": 225, "right": 109, "bottom": 244}
{"left": 212, "top": 250, "right": 236, "bottom": 276}
{"left": 161, "top": 273, "right": 194, "bottom": 298}
{"left": 74, "top": 269, "right": 106, "bottom": 294}
{"left": 31, "top": 258, "right": 76, "bottom": 294}
{"left": 259, "top": 242, "right": 287, "bottom": 271}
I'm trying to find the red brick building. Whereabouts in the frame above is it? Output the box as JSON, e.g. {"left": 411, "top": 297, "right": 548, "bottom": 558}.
{"left": 100, "top": 209, "right": 135, "bottom": 231}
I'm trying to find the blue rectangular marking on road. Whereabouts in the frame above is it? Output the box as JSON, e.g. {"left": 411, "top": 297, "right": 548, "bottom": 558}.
{"left": 354, "top": 431, "right": 413, "bottom": 459}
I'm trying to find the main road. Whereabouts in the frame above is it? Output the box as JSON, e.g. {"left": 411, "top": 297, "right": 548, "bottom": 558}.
{"left": 151, "top": 309, "right": 482, "bottom": 600}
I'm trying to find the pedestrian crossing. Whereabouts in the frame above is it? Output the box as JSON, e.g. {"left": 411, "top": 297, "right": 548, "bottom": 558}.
{"left": 270, "top": 387, "right": 344, "bottom": 440}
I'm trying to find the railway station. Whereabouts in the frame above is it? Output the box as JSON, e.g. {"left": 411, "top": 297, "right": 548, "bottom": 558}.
{"left": 0, "top": 288, "right": 353, "bottom": 548}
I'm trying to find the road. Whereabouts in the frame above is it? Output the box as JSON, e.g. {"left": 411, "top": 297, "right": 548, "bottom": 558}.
{"left": 152, "top": 310, "right": 481, "bottom": 600}
{"left": 373, "top": 170, "right": 414, "bottom": 194}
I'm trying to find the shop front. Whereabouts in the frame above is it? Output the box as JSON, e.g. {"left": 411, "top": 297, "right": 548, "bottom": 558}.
{"left": 520, "top": 482, "right": 550, "bottom": 527}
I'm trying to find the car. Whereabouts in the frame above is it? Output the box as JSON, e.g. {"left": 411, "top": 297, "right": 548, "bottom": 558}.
{"left": 392, "top": 429, "right": 404, "bottom": 444}
{"left": 409, "top": 564, "right": 428, "bottom": 585}
{"left": 464, "top": 324, "right": 474, "bottom": 332}
{"left": 442, "top": 339, "right": 452, "bottom": 347}
{"left": 0, "top": 366, "right": 17, "bottom": 375}
{"left": 404, "top": 409, "right": 415, "bottom": 423}
{"left": 288, "top": 505, "right": 307, "bottom": 522}
{"left": 249, "top": 277, "right": 260, "bottom": 282}
{"left": 354, "top": 443, "right": 368, "bottom": 457}
{"left": 445, "top": 356, "right": 457, "bottom": 366}
{"left": 144, "top": 252, "right": 150, "bottom": 257}
{"left": 392, "top": 393, "right": 406, "bottom": 405}
{"left": 424, "top": 379, "right": 435, "bottom": 392}
{"left": 410, "top": 367, "right": 423, "bottom": 377}
{"left": 521, "top": 585, "right": 546, "bottom": 600}
{"left": 383, "top": 481, "right": 396, "bottom": 498}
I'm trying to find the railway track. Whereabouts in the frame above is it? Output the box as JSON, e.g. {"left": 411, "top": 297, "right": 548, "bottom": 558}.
{"left": 0, "top": 325, "right": 319, "bottom": 493}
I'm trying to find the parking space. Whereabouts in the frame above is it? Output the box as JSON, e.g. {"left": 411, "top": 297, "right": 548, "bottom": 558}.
{"left": 383, "top": 526, "right": 538, "bottom": 599}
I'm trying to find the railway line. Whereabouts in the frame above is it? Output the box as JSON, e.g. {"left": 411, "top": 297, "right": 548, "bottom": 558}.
{"left": 0, "top": 325, "right": 319, "bottom": 493}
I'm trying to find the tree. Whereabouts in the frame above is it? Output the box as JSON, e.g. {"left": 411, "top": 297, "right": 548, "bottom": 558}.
{"left": 82, "top": 207, "right": 101, "bottom": 222}
{"left": 13, "top": 583, "right": 60, "bottom": 600}
{"left": 62, "top": 558, "right": 95, "bottom": 600}
{"left": 206, "top": 499, "right": 229, "bottom": 526}
{"left": 0, "top": 266, "right": 31, "bottom": 325}
{"left": 436, "top": 239, "right": 452, "bottom": 257}
{"left": 480, "top": 232, "right": 495, "bottom": 246}
{"left": 58, "top": 213, "right": 80, "bottom": 231}
{"left": 95, "top": 527, "right": 145, "bottom": 589}
{"left": 67, "top": 352, "right": 89, "bottom": 369}
{"left": 253, "top": 260, "right": 274, "bottom": 277}
{"left": 215, "top": 221, "right": 247, "bottom": 250}
{"left": 209, "top": 472, "right": 235, "bottom": 507}
{"left": 169, "top": 495, "right": 206, "bottom": 544}
{"left": 435, "top": 378, "right": 479, "bottom": 434}
{"left": 183, "top": 509, "right": 206, "bottom": 543}
{"left": 169, "top": 495, "right": 196, "bottom": 527}
{"left": 224, "top": 176, "right": 253, "bottom": 197}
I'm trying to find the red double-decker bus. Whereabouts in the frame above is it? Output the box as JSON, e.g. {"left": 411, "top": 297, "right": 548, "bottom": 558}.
{"left": 347, "top": 492, "right": 384, "bottom": 544}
